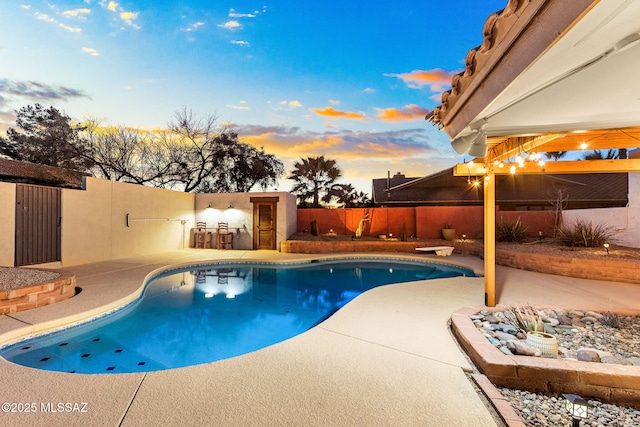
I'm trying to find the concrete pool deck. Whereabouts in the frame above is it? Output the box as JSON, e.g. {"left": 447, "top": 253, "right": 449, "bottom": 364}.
{"left": 1, "top": 250, "right": 639, "bottom": 426}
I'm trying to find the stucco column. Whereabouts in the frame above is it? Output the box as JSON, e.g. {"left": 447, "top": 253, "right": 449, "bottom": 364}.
{"left": 484, "top": 173, "right": 496, "bottom": 307}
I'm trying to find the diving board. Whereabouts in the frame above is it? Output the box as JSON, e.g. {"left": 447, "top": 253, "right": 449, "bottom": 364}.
{"left": 415, "top": 246, "right": 454, "bottom": 256}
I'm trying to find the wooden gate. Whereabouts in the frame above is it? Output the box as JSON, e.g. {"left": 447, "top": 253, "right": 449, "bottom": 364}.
{"left": 15, "top": 184, "right": 62, "bottom": 266}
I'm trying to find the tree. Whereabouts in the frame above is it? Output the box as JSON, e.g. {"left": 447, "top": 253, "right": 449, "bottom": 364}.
{"left": 0, "top": 104, "right": 90, "bottom": 173}
{"left": 324, "top": 183, "right": 372, "bottom": 208}
{"left": 80, "top": 108, "right": 284, "bottom": 193}
{"left": 583, "top": 149, "right": 620, "bottom": 160}
{"left": 544, "top": 151, "right": 567, "bottom": 161}
{"left": 288, "top": 156, "right": 342, "bottom": 207}
{"left": 166, "top": 108, "right": 284, "bottom": 192}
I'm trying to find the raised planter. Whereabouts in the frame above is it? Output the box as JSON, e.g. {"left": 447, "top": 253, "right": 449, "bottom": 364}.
{"left": 0, "top": 270, "right": 76, "bottom": 314}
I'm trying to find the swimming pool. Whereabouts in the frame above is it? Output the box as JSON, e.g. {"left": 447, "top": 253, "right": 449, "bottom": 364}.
{"left": 1, "top": 258, "right": 474, "bottom": 374}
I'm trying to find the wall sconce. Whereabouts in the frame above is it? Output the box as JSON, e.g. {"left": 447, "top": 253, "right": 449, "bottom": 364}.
{"left": 206, "top": 203, "right": 214, "bottom": 211}
{"left": 604, "top": 243, "right": 610, "bottom": 254}
{"left": 563, "top": 394, "right": 590, "bottom": 426}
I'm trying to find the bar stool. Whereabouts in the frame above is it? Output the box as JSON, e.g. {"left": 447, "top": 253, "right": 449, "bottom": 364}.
{"left": 195, "top": 222, "right": 213, "bottom": 248}
{"left": 217, "top": 222, "right": 234, "bottom": 249}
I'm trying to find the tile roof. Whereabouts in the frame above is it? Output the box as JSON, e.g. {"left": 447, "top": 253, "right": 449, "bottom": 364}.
{"left": 0, "top": 158, "right": 84, "bottom": 189}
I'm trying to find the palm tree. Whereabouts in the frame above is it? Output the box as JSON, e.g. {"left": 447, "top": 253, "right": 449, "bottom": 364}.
{"left": 544, "top": 151, "right": 568, "bottom": 161}
{"left": 583, "top": 149, "right": 620, "bottom": 160}
{"left": 287, "top": 156, "right": 342, "bottom": 207}
{"left": 324, "top": 183, "right": 371, "bottom": 207}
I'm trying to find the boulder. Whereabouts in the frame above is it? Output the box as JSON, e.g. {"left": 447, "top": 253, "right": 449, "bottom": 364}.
{"left": 507, "top": 340, "right": 539, "bottom": 356}
{"left": 577, "top": 348, "right": 601, "bottom": 362}
{"left": 601, "top": 355, "right": 633, "bottom": 366}
{"left": 494, "top": 331, "right": 518, "bottom": 342}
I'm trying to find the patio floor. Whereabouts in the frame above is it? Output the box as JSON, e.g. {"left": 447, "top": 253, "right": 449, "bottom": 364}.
{"left": 1, "top": 249, "right": 639, "bottom": 426}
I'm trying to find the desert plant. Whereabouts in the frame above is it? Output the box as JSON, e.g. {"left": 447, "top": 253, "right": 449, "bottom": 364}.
{"left": 555, "top": 218, "right": 614, "bottom": 247}
{"left": 503, "top": 306, "right": 545, "bottom": 333}
{"left": 496, "top": 217, "right": 528, "bottom": 242}
{"left": 600, "top": 311, "right": 621, "bottom": 328}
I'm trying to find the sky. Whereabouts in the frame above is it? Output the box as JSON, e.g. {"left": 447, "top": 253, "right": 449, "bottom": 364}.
{"left": 0, "top": 0, "right": 507, "bottom": 195}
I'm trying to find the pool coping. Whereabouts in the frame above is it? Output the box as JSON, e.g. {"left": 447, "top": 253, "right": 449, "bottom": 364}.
{"left": 0, "top": 253, "right": 479, "bottom": 352}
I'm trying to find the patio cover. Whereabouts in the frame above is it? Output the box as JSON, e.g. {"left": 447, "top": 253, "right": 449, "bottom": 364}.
{"left": 428, "top": 0, "right": 640, "bottom": 306}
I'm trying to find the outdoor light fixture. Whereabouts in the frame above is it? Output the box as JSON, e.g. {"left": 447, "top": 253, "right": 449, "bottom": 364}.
{"left": 462, "top": 234, "right": 466, "bottom": 241}
{"left": 228, "top": 202, "right": 234, "bottom": 209}
{"left": 604, "top": 243, "right": 610, "bottom": 254}
{"left": 451, "top": 124, "right": 488, "bottom": 158}
{"left": 206, "top": 203, "right": 214, "bottom": 210}
{"left": 539, "top": 231, "right": 543, "bottom": 242}
{"left": 563, "top": 394, "right": 590, "bottom": 427}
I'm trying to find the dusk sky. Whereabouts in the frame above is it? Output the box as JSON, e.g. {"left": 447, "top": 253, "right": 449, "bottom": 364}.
{"left": 1, "top": 1, "right": 506, "bottom": 194}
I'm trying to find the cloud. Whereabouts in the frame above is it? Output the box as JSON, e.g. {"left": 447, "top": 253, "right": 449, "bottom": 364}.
{"left": 183, "top": 22, "right": 205, "bottom": 32}
{"left": 288, "top": 101, "right": 302, "bottom": 108}
{"left": 62, "top": 8, "right": 91, "bottom": 18}
{"left": 82, "top": 47, "right": 100, "bottom": 56}
{"left": 375, "top": 104, "right": 431, "bottom": 122}
{"left": 385, "top": 68, "right": 459, "bottom": 91}
{"left": 236, "top": 125, "right": 438, "bottom": 163}
{"left": 120, "top": 11, "right": 139, "bottom": 27}
{"left": 35, "top": 12, "right": 55, "bottom": 23}
{"left": 362, "top": 88, "right": 376, "bottom": 94}
{"left": 59, "top": 24, "right": 82, "bottom": 32}
{"left": 219, "top": 20, "right": 241, "bottom": 30}
{"left": 231, "top": 40, "right": 249, "bottom": 46}
{"left": 107, "top": 1, "right": 118, "bottom": 12}
{"left": 0, "top": 79, "right": 90, "bottom": 103}
{"left": 310, "top": 106, "right": 366, "bottom": 120}
{"left": 328, "top": 99, "right": 340, "bottom": 105}
{"left": 228, "top": 9, "right": 257, "bottom": 18}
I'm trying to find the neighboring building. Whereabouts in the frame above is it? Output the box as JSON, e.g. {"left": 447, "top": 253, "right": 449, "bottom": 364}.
{"left": 372, "top": 168, "right": 628, "bottom": 210}
{"left": 0, "top": 158, "right": 84, "bottom": 189}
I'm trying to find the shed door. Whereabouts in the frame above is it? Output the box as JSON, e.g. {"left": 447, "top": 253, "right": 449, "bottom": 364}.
{"left": 253, "top": 201, "right": 277, "bottom": 250}
{"left": 15, "top": 184, "right": 62, "bottom": 266}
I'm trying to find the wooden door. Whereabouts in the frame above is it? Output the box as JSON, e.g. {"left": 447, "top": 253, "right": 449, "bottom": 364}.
{"left": 15, "top": 184, "right": 62, "bottom": 266}
{"left": 251, "top": 198, "right": 278, "bottom": 250}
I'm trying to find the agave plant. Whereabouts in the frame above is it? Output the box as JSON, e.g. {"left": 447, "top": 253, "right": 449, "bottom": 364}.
{"left": 503, "top": 306, "right": 545, "bottom": 333}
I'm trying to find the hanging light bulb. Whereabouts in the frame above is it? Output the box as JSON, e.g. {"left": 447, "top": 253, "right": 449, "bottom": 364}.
{"left": 510, "top": 165, "right": 517, "bottom": 175}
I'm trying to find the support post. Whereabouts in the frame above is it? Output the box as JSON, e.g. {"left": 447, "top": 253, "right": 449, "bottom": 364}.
{"left": 484, "top": 173, "right": 496, "bottom": 307}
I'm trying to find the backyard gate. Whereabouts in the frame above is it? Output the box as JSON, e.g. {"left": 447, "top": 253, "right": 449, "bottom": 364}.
{"left": 14, "top": 184, "right": 62, "bottom": 266}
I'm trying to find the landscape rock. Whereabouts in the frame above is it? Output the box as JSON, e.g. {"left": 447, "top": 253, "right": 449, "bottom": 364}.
{"left": 494, "top": 331, "right": 517, "bottom": 342}
{"left": 601, "top": 355, "right": 633, "bottom": 365}
{"left": 577, "top": 348, "right": 601, "bottom": 362}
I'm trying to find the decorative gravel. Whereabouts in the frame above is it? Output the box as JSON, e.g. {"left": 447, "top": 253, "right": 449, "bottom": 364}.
{"left": 0, "top": 267, "right": 61, "bottom": 290}
{"left": 499, "top": 388, "right": 640, "bottom": 427}
{"left": 472, "top": 309, "right": 640, "bottom": 426}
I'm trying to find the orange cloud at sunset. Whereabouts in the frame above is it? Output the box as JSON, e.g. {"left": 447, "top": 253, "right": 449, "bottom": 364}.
{"left": 385, "top": 68, "right": 459, "bottom": 91}
{"left": 375, "top": 104, "right": 431, "bottom": 122}
{"left": 310, "top": 107, "right": 366, "bottom": 120}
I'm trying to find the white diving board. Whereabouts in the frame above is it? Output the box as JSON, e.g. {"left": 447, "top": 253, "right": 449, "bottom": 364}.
{"left": 415, "top": 246, "right": 454, "bottom": 256}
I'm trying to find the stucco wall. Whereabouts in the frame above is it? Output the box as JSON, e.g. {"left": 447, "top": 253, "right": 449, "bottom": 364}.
{"left": 195, "top": 192, "right": 297, "bottom": 250}
{"left": 0, "top": 182, "right": 16, "bottom": 266}
{"left": 563, "top": 173, "right": 640, "bottom": 248}
{"left": 62, "top": 177, "right": 195, "bottom": 266}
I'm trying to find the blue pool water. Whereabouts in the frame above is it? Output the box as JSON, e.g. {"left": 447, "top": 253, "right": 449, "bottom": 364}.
{"left": 1, "top": 258, "right": 473, "bottom": 374}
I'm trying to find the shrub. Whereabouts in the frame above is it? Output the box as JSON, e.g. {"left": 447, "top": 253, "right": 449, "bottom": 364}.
{"left": 496, "top": 217, "right": 528, "bottom": 242}
{"left": 556, "top": 218, "right": 614, "bottom": 247}
{"left": 600, "top": 311, "right": 621, "bottom": 328}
